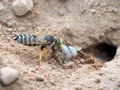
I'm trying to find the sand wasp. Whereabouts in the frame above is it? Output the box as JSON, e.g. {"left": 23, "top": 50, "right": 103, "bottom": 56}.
{"left": 14, "top": 34, "right": 77, "bottom": 64}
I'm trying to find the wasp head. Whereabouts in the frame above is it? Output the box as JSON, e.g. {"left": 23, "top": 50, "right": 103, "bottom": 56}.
{"left": 55, "top": 38, "right": 63, "bottom": 48}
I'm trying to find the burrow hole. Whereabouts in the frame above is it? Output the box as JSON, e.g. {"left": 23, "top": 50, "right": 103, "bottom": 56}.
{"left": 82, "top": 42, "right": 117, "bottom": 63}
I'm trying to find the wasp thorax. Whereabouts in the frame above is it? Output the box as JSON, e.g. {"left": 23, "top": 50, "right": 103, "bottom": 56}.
{"left": 44, "top": 35, "right": 55, "bottom": 44}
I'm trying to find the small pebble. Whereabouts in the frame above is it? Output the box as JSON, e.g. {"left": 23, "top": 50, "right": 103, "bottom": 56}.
{"left": 79, "top": 59, "right": 85, "bottom": 64}
{"left": 50, "top": 79, "right": 56, "bottom": 85}
{"left": 111, "top": 7, "right": 118, "bottom": 13}
{"left": 94, "top": 79, "right": 101, "bottom": 83}
{"left": 110, "top": 26, "right": 118, "bottom": 31}
{"left": 58, "top": 10, "right": 64, "bottom": 16}
{"left": 6, "top": 22, "right": 13, "bottom": 28}
{"left": 90, "top": 9, "right": 96, "bottom": 14}
{"left": 81, "top": 8, "right": 86, "bottom": 13}
{"left": 0, "top": 67, "right": 19, "bottom": 85}
{"left": 63, "top": 61, "right": 75, "bottom": 69}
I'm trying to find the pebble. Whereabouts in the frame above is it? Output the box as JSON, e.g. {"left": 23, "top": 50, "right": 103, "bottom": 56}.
{"left": 0, "top": 67, "right": 19, "bottom": 85}
{"left": 112, "top": 8, "right": 118, "bottom": 13}
{"left": 90, "top": 9, "right": 96, "bottom": 14}
{"left": 110, "top": 26, "right": 118, "bottom": 31}
{"left": 80, "top": 59, "right": 85, "bottom": 64}
{"left": 81, "top": 8, "right": 86, "bottom": 13}
{"left": 6, "top": 22, "right": 14, "bottom": 28}
{"left": 58, "top": 10, "right": 64, "bottom": 16}
{"left": 50, "top": 79, "right": 56, "bottom": 85}
{"left": 63, "top": 61, "right": 75, "bottom": 69}
{"left": 94, "top": 79, "right": 101, "bottom": 83}
{"left": 12, "top": 0, "right": 33, "bottom": 16}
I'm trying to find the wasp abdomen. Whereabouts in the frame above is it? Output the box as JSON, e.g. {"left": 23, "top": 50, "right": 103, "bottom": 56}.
{"left": 14, "top": 34, "right": 39, "bottom": 46}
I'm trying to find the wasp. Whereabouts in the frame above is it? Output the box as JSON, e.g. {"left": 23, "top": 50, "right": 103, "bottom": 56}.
{"left": 14, "top": 34, "right": 56, "bottom": 64}
{"left": 14, "top": 34, "right": 77, "bottom": 65}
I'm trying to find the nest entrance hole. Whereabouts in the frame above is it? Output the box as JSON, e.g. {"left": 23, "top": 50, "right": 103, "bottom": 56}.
{"left": 82, "top": 42, "right": 117, "bottom": 63}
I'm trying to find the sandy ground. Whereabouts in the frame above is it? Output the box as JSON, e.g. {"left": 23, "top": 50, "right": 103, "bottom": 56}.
{"left": 0, "top": 0, "right": 120, "bottom": 90}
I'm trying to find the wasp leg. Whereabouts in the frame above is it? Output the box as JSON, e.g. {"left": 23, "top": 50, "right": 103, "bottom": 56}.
{"left": 39, "top": 50, "right": 43, "bottom": 64}
{"left": 54, "top": 52, "right": 62, "bottom": 64}
{"left": 39, "top": 48, "right": 47, "bottom": 64}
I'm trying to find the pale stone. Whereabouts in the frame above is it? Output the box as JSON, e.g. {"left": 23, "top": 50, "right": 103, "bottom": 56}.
{"left": 61, "top": 45, "right": 77, "bottom": 61}
{"left": 0, "top": 67, "right": 19, "bottom": 85}
{"left": 12, "top": 0, "right": 33, "bottom": 16}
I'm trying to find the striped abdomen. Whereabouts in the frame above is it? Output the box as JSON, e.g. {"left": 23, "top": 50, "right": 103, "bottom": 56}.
{"left": 14, "top": 34, "right": 42, "bottom": 46}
